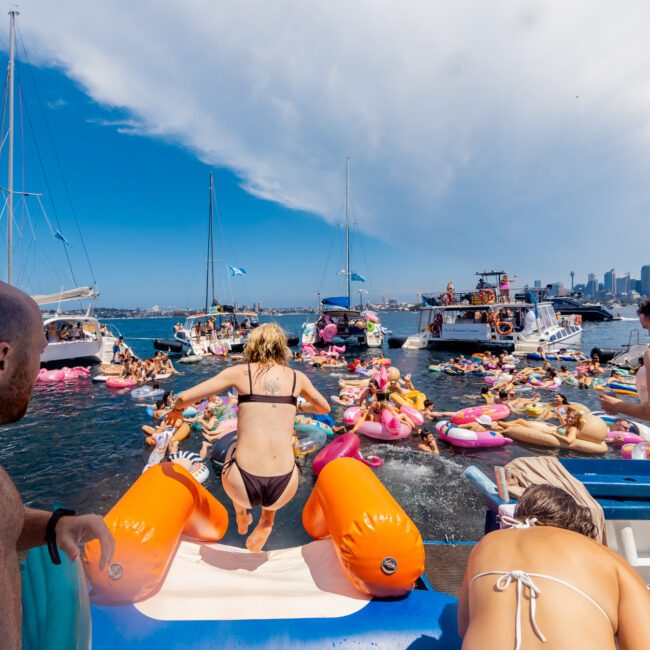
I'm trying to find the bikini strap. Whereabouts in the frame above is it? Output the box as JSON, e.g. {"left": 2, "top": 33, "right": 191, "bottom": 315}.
{"left": 291, "top": 369, "right": 297, "bottom": 396}
{"left": 248, "top": 364, "right": 253, "bottom": 394}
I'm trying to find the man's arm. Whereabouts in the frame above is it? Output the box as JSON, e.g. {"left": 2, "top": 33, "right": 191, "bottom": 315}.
{"left": 599, "top": 394, "right": 650, "bottom": 422}
{"left": 18, "top": 507, "right": 114, "bottom": 571}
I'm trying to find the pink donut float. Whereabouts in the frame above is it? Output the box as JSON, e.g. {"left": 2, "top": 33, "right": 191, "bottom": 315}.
{"left": 606, "top": 431, "right": 644, "bottom": 447}
{"left": 400, "top": 405, "right": 424, "bottom": 428}
{"left": 358, "top": 421, "right": 411, "bottom": 441}
{"left": 312, "top": 433, "right": 383, "bottom": 476}
{"left": 106, "top": 377, "right": 138, "bottom": 388}
{"left": 435, "top": 420, "right": 513, "bottom": 449}
{"left": 450, "top": 404, "right": 511, "bottom": 425}
{"left": 37, "top": 366, "right": 91, "bottom": 382}
{"left": 381, "top": 409, "right": 402, "bottom": 434}
{"left": 621, "top": 442, "right": 650, "bottom": 460}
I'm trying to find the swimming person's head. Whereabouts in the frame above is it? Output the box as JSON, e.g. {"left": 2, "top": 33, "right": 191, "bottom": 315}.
{"left": 637, "top": 298, "right": 650, "bottom": 333}
{"left": 376, "top": 391, "right": 387, "bottom": 403}
{"left": 515, "top": 484, "right": 598, "bottom": 539}
{"left": 555, "top": 393, "right": 569, "bottom": 405}
{"left": 243, "top": 322, "right": 291, "bottom": 365}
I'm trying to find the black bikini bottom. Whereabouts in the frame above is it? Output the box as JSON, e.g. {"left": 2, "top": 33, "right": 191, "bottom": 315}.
{"left": 224, "top": 452, "right": 297, "bottom": 508}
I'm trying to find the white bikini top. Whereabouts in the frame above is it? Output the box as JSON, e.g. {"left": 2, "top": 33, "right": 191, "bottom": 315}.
{"left": 472, "top": 517, "right": 613, "bottom": 650}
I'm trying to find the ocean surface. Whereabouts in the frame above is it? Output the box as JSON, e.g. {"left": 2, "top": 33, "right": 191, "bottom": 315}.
{"left": 1, "top": 307, "right": 647, "bottom": 549}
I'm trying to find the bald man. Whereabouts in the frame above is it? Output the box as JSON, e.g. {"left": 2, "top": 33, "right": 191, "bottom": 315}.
{"left": 0, "top": 281, "right": 114, "bottom": 650}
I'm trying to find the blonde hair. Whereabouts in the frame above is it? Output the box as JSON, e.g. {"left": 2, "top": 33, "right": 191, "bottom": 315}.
{"left": 243, "top": 322, "right": 291, "bottom": 365}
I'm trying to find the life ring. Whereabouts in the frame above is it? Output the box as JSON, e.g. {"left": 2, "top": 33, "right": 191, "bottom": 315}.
{"left": 354, "top": 319, "right": 366, "bottom": 330}
{"left": 479, "top": 289, "right": 495, "bottom": 304}
{"left": 366, "top": 321, "right": 376, "bottom": 334}
{"left": 216, "top": 305, "right": 224, "bottom": 313}
{"left": 428, "top": 323, "right": 439, "bottom": 334}
{"left": 440, "top": 292, "right": 454, "bottom": 305}
{"left": 575, "top": 315, "right": 582, "bottom": 326}
{"left": 496, "top": 321, "right": 513, "bottom": 336}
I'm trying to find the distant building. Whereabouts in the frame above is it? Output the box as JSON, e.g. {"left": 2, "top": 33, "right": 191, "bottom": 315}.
{"left": 616, "top": 273, "right": 630, "bottom": 295}
{"left": 585, "top": 273, "right": 598, "bottom": 298}
{"left": 549, "top": 282, "right": 569, "bottom": 297}
{"left": 604, "top": 269, "right": 616, "bottom": 294}
{"left": 642, "top": 265, "right": 650, "bottom": 296}
{"left": 533, "top": 280, "right": 542, "bottom": 288}
{"left": 253, "top": 302, "right": 261, "bottom": 312}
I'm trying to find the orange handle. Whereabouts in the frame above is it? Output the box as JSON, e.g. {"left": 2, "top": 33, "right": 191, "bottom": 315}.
{"left": 302, "top": 457, "right": 424, "bottom": 597}
{"left": 85, "top": 462, "right": 228, "bottom": 604}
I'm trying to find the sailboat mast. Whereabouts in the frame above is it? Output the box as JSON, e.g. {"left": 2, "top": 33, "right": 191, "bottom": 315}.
{"left": 209, "top": 173, "right": 216, "bottom": 307}
{"left": 205, "top": 173, "right": 213, "bottom": 312}
{"left": 345, "top": 157, "right": 350, "bottom": 306}
{"left": 6, "top": 9, "right": 18, "bottom": 285}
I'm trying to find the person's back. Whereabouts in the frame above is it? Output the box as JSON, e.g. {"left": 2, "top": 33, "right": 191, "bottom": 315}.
{"left": 459, "top": 486, "right": 650, "bottom": 650}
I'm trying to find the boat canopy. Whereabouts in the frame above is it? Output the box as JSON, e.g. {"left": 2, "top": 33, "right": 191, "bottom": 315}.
{"left": 32, "top": 286, "right": 98, "bottom": 306}
{"left": 322, "top": 296, "right": 350, "bottom": 308}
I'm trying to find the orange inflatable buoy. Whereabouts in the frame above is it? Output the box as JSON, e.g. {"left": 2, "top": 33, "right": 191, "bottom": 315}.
{"left": 302, "top": 457, "right": 424, "bottom": 597}
{"left": 85, "top": 462, "right": 228, "bottom": 604}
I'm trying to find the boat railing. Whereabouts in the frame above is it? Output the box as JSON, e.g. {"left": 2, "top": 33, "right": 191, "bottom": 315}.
{"left": 421, "top": 286, "right": 539, "bottom": 308}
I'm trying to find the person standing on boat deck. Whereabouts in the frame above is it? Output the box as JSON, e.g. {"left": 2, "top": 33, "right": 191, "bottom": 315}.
{"left": 459, "top": 484, "right": 650, "bottom": 650}
{"left": 600, "top": 299, "right": 650, "bottom": 422}
{"left": 172, "top": 323, "right": 330, "bottom": 553}
{"left": 499, "top": 273, "right": 515, "bottom": 302}
{"left": 0, "top": 282, "right": 114, "bottom": 650}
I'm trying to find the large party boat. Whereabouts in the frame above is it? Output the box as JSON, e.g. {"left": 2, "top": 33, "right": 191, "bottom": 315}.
{"left": 392, "top": 271, "right": 582, "bottom": 354}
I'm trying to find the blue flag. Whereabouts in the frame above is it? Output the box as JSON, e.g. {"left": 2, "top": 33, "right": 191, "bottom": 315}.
{"left": 350, "top": 272, "right": 366, "bottom": 282}
{"left": 228, "top": 265, "right": 247, "bottom": 277}
{"left": 54, "top": 229, "right": 72, "bottom": 246}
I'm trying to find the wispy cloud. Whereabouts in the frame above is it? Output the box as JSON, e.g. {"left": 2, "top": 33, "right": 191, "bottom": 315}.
{"left": 46, "top": 97, "right": 66, "bottom": 110}
{"left": 5, "top": 1, "right": 650, "bottom": 285}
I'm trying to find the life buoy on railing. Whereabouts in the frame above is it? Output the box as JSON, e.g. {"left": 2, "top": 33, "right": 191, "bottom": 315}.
{"left": 496, "top": 321, "right": 513, "bottom": 336}
{"left": 216, "top": 305, "right": 224, "bottom": 313}
{"left": 574, "top": 315, "right": 582, "bottom": 326}
{"left": 354, "top": 319, "right": 366, "bottom": 330}
{"left": 479, "top": 289, "right": 495, "bottom": 304}
{"left": 440, "top": 292, "right": 454, "bottom": 305}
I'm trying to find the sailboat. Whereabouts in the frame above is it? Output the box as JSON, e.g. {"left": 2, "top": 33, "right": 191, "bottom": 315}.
{"left": 301, "top": 159, "right": 383, "bottom": 349}
{"left": 155, "top": 172, "right": 258, "bottom": 356}
{"left": 2, "top": 10, "right": 120, "bottom": 366}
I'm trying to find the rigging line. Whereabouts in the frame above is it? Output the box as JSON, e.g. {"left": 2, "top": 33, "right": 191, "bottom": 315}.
{"left": 35, "top": 193, "right": 77, "bottom": 287}
{"left": 17, "top": 81, "right": 77, "bottom": 287}
{"left": 316, "top": 222, "right": 338, "bottom": 293}
{"left": 354, "top": 221, "right": 376, "bottom": 293}
{"left": 16, "top": 26, "right": 97, "bottom": 286}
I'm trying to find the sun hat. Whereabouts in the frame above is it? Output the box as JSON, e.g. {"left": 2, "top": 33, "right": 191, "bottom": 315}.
{"left": 477, "top": 414, "right": 493, "bottom": 426}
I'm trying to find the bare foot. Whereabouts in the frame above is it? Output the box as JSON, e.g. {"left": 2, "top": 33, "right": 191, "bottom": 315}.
{"left": 235, "top": 508, "right": 253, "bottom": 535}
{"left": 246, "top": 511, "right": 275, "bottom": 552}
{"left": 169, "top": 440, "right": 179, "bottom": 454}
{"left": 200, "top": 441, "right": 211, "bottom": 459}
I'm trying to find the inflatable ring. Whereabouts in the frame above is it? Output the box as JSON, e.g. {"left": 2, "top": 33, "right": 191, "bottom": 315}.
{"left": 428, "top": 323, "right": 439, "bottom": 334}
{"left": 440, "top": 291, "right": 454, "bottom": 305}
{"left": 496, "top": 321, "right": 513, "bottom": 336}
{"left": 366, "top": 321, "right": 376, "bottom": 333}
{"left": 169, "top": 451, "right": 210, "bottom": 484}
{"left": 479, "top": 289, "right": 495, "bottom": 304}
{"left": 354, "top": 319, "right": 366, "bottom": 330}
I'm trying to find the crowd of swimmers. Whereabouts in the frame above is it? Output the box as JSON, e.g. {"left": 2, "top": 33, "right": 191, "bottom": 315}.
{"left": 107, "top": 338, "right": 179, "bottom": 382}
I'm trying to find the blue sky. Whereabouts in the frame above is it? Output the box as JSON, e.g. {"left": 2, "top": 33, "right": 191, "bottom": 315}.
{"left": 1, "top": 2, "right": 650, "bottom": 307}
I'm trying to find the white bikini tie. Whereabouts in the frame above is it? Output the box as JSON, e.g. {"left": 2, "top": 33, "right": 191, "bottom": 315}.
{"left": 470, "top": 569, "right": 612, "bottom": 650}
{"left": 499, "top": 515, "right": 538, "bottom": 529}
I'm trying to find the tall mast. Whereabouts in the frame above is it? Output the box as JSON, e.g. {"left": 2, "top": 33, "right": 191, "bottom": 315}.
{"left": 345, "top": 157, "right": 350, "bottom": 306}
{"left": 6, "top": 8, "right": 18, "bottom": 285}
{"left": 205, "top": 173, "right": 213, "bottom": 312}
{"left": 209, "top": 173, "right": 216, "bottom": 307}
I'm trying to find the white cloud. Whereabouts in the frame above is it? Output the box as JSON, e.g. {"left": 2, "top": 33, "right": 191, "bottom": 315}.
{"left": 5, "top": 1, "right": 650, "bottom": 286}
{"left": 46, "top": 97, "right": 66, "bottom": 110}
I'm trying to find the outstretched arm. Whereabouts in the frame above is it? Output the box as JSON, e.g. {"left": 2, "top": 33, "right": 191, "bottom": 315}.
{"left": 174, "top": 366, "right": 239, "bottom": 409}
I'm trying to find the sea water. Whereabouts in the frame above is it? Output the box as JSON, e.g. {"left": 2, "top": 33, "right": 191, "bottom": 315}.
{"left": 1, "top": 307, "right": 646, "bottom": 548}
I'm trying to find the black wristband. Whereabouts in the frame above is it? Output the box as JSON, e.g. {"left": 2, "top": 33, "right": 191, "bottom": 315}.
{"left": 46, "top": 508, "right": 76, "bottom": 565}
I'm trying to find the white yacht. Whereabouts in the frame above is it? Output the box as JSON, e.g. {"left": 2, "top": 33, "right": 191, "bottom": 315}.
{"left": 35, "top": 287, "right": 121, "bottom": 366}
{"left": 395, "top": 276, "right": 581, "bottom": 354}
{"left": 172, "top": 309, "right": 259, "bottom": 355}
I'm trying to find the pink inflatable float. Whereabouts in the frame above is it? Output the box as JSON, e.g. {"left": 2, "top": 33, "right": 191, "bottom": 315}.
{"left": 358, "top": 420, "right": 411, "bottom": 441}
{"left": 312, "top": 433, "right": 383, "bottom": 476}
{"left": 106, "top": 377, "right": 138, "bottom": 389}
{"left": 606, "top": 431, "right": 644, "bottom": 447}
{"left": 435, "top": 421, "right": 513, "bottom": 449}
{"left": 37, "top": 366, "right": 91, "bottom": 382}
{"left": 400, "top": 405, "right": 424, "bottom": 428}
{"left": 621, "top": 442, "right": 650, "bottom": 460}
{"left": 450, "top": 404, "right": 511, "bottom": 425}
{"left": 301, "top": 343, "right": 317, "bottom": 358}
{"left": 343, "top": 406, "right": 363, "bottom": 426}
{"left": 320, "top": 323, "right": 338, "bottom": 343}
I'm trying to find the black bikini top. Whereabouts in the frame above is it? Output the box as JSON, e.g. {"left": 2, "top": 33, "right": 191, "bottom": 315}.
{"left": 237, "top": 364, "right": 298, "bottom": 406}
